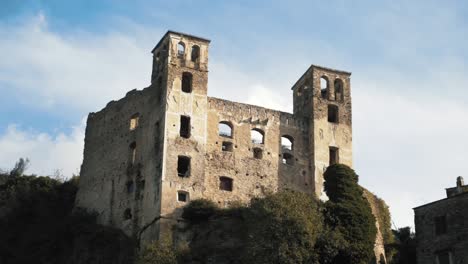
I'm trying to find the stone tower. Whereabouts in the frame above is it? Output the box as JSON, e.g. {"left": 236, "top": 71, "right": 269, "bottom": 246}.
{"left": 291, "top": 66, "right": 353, "bottom": 198}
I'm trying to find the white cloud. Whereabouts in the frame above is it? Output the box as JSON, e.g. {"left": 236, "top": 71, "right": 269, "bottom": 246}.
{"left": 0, "top": 120, "right": 85, "bottom": 177}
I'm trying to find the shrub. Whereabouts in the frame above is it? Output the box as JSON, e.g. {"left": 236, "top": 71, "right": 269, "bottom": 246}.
{"left": 182, "top": 199, "right": 218, "bottom": 223}
{"left": 137, "top": 240, "right": 177, "bottom": 264}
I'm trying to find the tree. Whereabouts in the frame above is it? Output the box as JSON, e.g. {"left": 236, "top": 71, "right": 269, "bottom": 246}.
{"left": 9, "top": 158, "right": 30, "bottom": 177}
{"left": 389, "top": 227, "right": 417, "bottom": 264}
{"left": 323, "top": 164, "right": 377, "bottom": 264}
{"left": 137, "top": 240, "right": 177, "bottom": 264}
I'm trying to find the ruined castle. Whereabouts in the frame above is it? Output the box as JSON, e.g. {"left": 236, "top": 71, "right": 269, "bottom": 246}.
{"left": 75, "top": 30, "right": 369, "bottom": 251}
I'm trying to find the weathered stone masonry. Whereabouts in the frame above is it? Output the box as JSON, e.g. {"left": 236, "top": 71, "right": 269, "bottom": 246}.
{"left": 75, "top": 30, "right": 382, "bottom": 259}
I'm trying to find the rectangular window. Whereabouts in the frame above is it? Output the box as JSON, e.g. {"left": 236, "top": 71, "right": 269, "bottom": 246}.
{"left": 435, "top": 215, "right": 447, "bottom": 236}
{"left": 177, "top": 156, "right": 190, "bottom": 177}
{"left": 177, "top": 191, "right": 188, "bottom": 202}
{"left": 328, "top": 105, "right": 339, "bottom": 123}
{"left": 180, "top": 116, "right": 191, "bottom": 138}
{"left": 437, "top": 251, "right": 452, "bottom": 264}
{"left": 329, "top": 147, "right": 339, "bottom": 165}
{"left": 222, "top": 142, "right": 233, "bottom": 152}
{"left": 219, "top": 177, "right": 233, "bottom": 192}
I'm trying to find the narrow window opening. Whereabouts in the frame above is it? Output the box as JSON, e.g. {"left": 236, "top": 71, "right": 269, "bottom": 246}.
{"left": 251, "top": 129, "right": 264, "bottom": 144}
{"left": 219, "top": 177, "right": 233, "bottom": 192}
{"left": 177, "top": 156, "right": 191, "bottom": 177}
{"left": 129, "top": 142, "right": 137, "bottom": 165}
{"left": 281, "top": 135, "right": 293, "bottom": 151}
{"left": 180, "top": 116, "right": 191, "bottom": 138}
{"left": 182, "top": 72, "right": 192, "bottom": 93}
{"left": 123, "top": 208, "right": 132, "bottom": 220}
{"left": 282, "top": 153, "right": 294, "bottom": 165}
{"left": 126, "top": 181, "right": 134, "bottom": 193}
{"left": 253, "top": 148, "right": 263, "bottom": 159}
{"left": 129, "top": 113, "right": 140, "bottom": 131}
{"left": 177, "top": 42, "right": 185, "bottom": 57}
{"left": 329, "top": 147, "right": 339, "bottom": 165}
{"left": 435, "top": 215, "right": 447, "bottom": 235}
{"left": 191, "top": 45, "right": 200, "bottom": 62}
{"left": 320, "top": 76, "right": 329, "bottom": 99}
{"left": 328, "top": 105, "right": 339, "bottom": 123}
{"left": 222, "top": 142, "right": 233, "bottom": 152}
{"left": 177, "top": 191, "right": 189, "bottom": 202}
{"left": 436, "top": 251, "right": 451, "bottom": 264}
{"left": 334, "top": 79, "right": 344, "bottom": 101}
{"left": 219, "top": 122, "right": 233, "bottom": 137}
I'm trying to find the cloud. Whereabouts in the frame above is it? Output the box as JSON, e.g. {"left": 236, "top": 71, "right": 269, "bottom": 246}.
{"left": 0, "top": 120, "right": 85, "bottom": 177}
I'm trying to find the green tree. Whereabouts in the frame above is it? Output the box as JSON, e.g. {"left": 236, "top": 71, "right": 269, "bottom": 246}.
{"left": 9, "top": 157, "right": 30, "bottom": 177}
{"left": 389, "top": 227, "right": 417, "bottom": 264}
{"left": 243, "top": 190, "right": 323, "bottom": 264}
{"left": 323, "top": 164, "right": 377, "bottom": 264}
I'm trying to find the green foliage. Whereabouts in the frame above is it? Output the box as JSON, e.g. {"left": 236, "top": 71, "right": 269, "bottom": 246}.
{"left": 181, "top": 198, "right": 218, "bottom": 223}
{"left": 0, "top": 175, "right": 134, "bottom": 264}
{"left": 388, "top": 227, "right": 417, "bottom": 264}
{"left": 137, "top": 240, "right": 177, "bottom": 264}
{"left": 323, "top": 164, "right": 377, "bottom": 264}
{"left": 244, "top": 191, "right": 323, "bottom": 264}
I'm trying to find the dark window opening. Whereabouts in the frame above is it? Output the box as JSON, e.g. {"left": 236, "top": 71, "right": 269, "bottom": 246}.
{"left": 282, "top": 153, "right": 294, "bottom": 165}
{"left": 129, "top": 142, "right": 137, "bottom": 165}
{"left": 435, "top": 215, "right": 447, "bottom": 235}
{"left": 177, "top": 156, "right": 191, "bottom": 177}
{"left": 219, "top": 122, "right": 233, "bottom": 137}
{"left": 334, "top": 79, "right": 344, "bottom": 101}
{"left": 329, "top": 147, "right": 339, "bottom": 165}
{"left": 191, "top": 45, "right": 200, "bottom": 62}
{"left": 437, "top": 251, "right": 451, "bottom": 264}
{"left": 251, "top": 129, "right": 264, "bottom": 144}
{"left": 281, "top": 135, "right": 294, "bottom": 151}
{"left": 320, "top": 76, "right": 329, "bottom": 99}
{"left": 180, "top": 115, "right": 191, "bottom": 138}
{"left": 130, "top": 113, "right": 140, "bottom": 131}
{"left": 123, "top": 208, "right": 132, "bottom": 220}
{"left": 328, "top": 105, "right": 339, "bottom": 123}
{"left": 182, "top": 72, "right": 192, "bottom": 93}
{"left": 219, "top": 177, "right": 233, "bottom": 191}
{"left": 177, "top": 42, "right": 185, "bottom": 57}
{"left": 126, "top": 181, "right": 134, "bottom": 193}
{"left": 253, "top": 148, "right": 263, "bottom": 159}
{"left": 222, "top": 141, "right": 233, "bottom": 152}
{"left": 178, "top": 191, "right": 188, "bottom": 202}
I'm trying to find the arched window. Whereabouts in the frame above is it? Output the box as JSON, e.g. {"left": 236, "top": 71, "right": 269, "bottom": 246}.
{"left": 191, "top": 45, "right": 200, "bottom": 62}
{"left": 251, "top": 129, "right": 264, "bottom": 144}
{"left": 182, "top": 72, "right": 192, "bottom": 93}
{"left": 219, "top": 176, "right": 233, "bottom": 191}
{"left": 123, "top": 208, "right": 132, "bottom": 220}
{"left": 177, "top": 42, "right": 185, "bottom": 57}
{"left": 320, "top": 76, "right": 329, "bottom": 99}
{"left": 281, "top": 135, "right": 293, "bottom": 151}
{"left": 282, "top": 153, "right": 294, "bottom": 165}
{"left": 253, "top": 147, "right": 263, "bottom": 159}
{"left": 334, "top": 79, "right": 344, "bottom": 101}
{"left": 219, "top": 122, "right": 233, "bottom": 137}
{"left": 129, "top": 113, "right": 140, "bottom": 131}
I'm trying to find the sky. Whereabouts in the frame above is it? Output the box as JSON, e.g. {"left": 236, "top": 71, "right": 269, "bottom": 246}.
{"left": 1, "top": 0, "right": 468, "bottom": 229}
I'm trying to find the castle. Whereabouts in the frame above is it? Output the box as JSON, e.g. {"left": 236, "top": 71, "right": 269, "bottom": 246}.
{"left": 75, "top": 30, "right": 359, "bottom": 248}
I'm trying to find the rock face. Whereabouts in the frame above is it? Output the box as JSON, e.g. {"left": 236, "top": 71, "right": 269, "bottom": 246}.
{"left": 75, "top": 30, "right": 385, "bottom": 261}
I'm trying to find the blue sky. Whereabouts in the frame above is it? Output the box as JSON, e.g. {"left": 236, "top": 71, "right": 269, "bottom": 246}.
{"left": 1, "top": 0, "right": 468, "bottom": 228}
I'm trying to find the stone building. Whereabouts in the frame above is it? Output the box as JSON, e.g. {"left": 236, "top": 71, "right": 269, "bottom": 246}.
{"left": 75, "top": 30, "right": 384, "bottom": 260}
{"left": 414, "top": 176, "right": 468, "bottom": 264}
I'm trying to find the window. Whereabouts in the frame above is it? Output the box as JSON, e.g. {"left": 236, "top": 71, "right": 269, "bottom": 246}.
{"left": 129, "top": 113, "right": 140, "bottom": 130}
{"left": 177, "top": 156, "right": 190, "bottom": 177}
{"left": 320, "top": 76, "right": 329, "bottom": 99}
{"left": 253, "top": 148, "right": 263, "bottom": 159}
{"left": 328, "top": 105, "right": 339, "bottom": 123}
{"left": 177, "top": 191, "right": 189, "bottom": 202}
{"left": 334, "top": 79, "right": 344, "bottom": 101}
{"left": 191, "top": 45, "right": 200, "bottom": 62}
{"left": 281, "top": 135, "right": 293, "bottom": 151}
{"left": 126, "top": 181, "right": 134, "bottom": 193}
{"left": 251, "top": 129, "right": 264, "bottom": 144}
{"left": 329, "top": 147, "right": 339, "bottom": 165}
{"left": 180, "top": 115, "right": 191, "bottom": 138}
{"left": 222, "top": 141, "right": 233, "bottom": 152}
{"left": 123, "top": 208, "right": 132, "bottom": 220}
{"left": 435, "top": 215, "right": 447, "bottom": 235}
{"left": 182, "top": 72, "right": 192, "bottom": 93}
{"left": 219, "top": 122, "right": 233, "bottom": 137}
{"left": 177, "top": 42, "right": 185, "bottom": 57}
{"left": 282, "top": 153, "right": 294, "bottom": 165}
{"left": 129, "top": 142, "right": 137, "bottom": 165}
{"left": 437, "top": 251, "right": 452, "bottom": 264}
{"left": 219, "top": 176, "right": 233, "bottom": 191}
